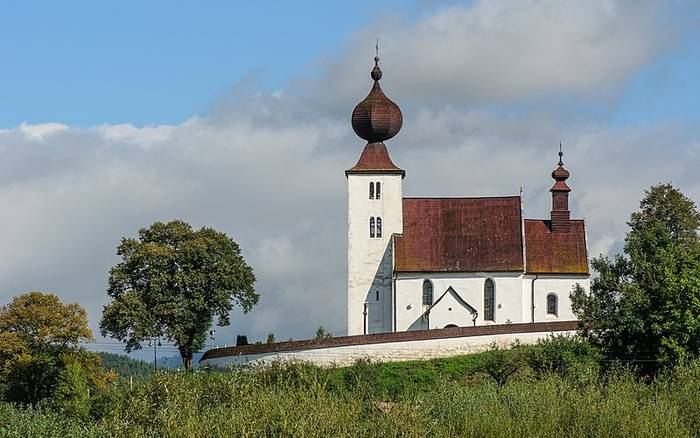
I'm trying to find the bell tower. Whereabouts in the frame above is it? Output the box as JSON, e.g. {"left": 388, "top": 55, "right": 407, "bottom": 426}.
{"left": 346, "top": 54, "right": 404, "bottom": 335}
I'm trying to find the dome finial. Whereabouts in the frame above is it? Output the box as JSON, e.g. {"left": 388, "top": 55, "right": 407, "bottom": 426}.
{"left": 558, "top": 142, "right": 564, "bottom": 166}
{"left": 552, "top": 142, "right": 570, "bottom": 182}
{"left": 371, "top": 38, "right": 382, "bottom": 81}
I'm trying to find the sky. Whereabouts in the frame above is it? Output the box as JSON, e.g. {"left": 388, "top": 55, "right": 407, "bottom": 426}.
{"left": 1, "top": 0, "right": 700, "bottom": 359}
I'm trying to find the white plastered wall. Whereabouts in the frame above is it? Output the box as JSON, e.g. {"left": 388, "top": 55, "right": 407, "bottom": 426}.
{"left": 528, "top": 275, "right": 589, "bottom": 322}
{"left": 347, "top": 173, "right": 403, "bottom": 335}
{"left": 394, "top": 272, "right": 525, "bottom": 331}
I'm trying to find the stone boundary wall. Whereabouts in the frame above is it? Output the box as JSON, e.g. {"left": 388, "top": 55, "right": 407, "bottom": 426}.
{"left": 200, "top": 321, "right": 578, "bottom": 367}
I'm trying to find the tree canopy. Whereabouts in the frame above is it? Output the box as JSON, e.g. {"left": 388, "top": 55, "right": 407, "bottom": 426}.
{"left": 100, "top": 220, "right": 259, "bottom": 370}
{"left": 572, "top": 183, "right": 700, "bottom": 371}
{"left": 0, "top": 292, "right": 106, "bottom": 406}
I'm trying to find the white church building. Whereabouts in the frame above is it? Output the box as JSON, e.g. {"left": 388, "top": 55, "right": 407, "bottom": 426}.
{"left": 346, "top": 55, "right": 589, "bottom": 336}
{"left": 200, "top": 55, "right": 589, "bottom": 367}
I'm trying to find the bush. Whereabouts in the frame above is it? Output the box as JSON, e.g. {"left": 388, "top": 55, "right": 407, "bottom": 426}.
{"left": 524, "top": 334, "right": 602, "bottom": 380}
{"left": 470, "top": 344, "right": 526, "bottom": 386}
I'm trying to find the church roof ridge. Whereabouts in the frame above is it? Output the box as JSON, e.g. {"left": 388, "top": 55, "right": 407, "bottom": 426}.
{"left": 403, "top": 195, "right": 521, "bottom": 200}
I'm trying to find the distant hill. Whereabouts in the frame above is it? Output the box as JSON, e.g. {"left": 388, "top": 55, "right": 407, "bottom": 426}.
{"left": 98, "top": 352, "right": 154, "bottom": 378}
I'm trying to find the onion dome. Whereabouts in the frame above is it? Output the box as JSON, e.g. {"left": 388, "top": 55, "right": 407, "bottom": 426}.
{"left": 550, "top": 148, "right": 571, "bottom": 193}
{"left": 351, "top": 56, "right": 403, "bottom": 143}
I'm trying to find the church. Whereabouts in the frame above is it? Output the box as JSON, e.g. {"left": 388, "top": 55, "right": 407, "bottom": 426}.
{"left": 346, "top": 55, "right": 589, "bottom": 335}
{"left": 200, "top": 54, "right": 590, "bottom": 368}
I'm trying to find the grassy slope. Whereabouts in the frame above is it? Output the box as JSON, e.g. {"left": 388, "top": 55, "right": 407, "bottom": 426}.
{"left": 1, "top": 349, "right": 699, "bottom": 437}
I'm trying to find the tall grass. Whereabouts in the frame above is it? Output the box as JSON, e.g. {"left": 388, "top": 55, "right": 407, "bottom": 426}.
{"left": 1, "top": 349, "right": 699, "bottom": 437}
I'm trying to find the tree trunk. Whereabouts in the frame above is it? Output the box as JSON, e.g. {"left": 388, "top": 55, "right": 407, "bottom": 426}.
{"left": 180, "top": 348, "right": 193, "bottom": 371}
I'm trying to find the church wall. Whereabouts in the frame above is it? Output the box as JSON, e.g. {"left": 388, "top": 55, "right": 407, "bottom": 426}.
{"left": 428, "top": 290, "right": 475, "bottom": 329}
{"left": 395, "top": 272, "right": 525, "bottom": 331}
{"left": 347, "top": 173, "right": 403, "bottom": 335}
{"left": 531, "top": 275, "right": 589, "bottom": 322}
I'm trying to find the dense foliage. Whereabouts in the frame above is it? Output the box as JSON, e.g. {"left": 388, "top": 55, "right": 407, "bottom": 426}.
{"left": 97, "top": 353, "right": 153, "bottom": 379}
{"left": 0, "top": 292, "right": 111, "bottom": 407}
{"left": 572, "top": 184, "right": 700, "bottom": 371}
{"left": 100, "top": 220, "right": 259, "bottom": 370}
{"left": 0, "top": 339, "right": 699, "bottom": 437}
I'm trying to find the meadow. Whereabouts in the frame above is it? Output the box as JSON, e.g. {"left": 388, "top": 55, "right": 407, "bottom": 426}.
{"left": 1, "top": 339, "right": 699, "bottom": 438}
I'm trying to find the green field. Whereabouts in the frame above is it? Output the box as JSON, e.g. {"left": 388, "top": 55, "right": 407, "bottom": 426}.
{"left": 1, "top": 339, "right": 700, "bottom": 438}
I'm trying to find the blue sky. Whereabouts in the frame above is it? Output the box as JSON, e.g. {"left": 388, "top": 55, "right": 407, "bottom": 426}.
{"left": 1, "top": 1, "right": 700, "bottom": 353}
{"left": 0, "top": 0, "right": 425, "bottom": 127}
{"left": 3, "top": 1, "right": 698, "bottom": 128}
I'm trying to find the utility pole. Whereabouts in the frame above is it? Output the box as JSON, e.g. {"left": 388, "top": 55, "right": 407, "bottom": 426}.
{"left": 149, "top": 337, "right": 161, "bottom": 372}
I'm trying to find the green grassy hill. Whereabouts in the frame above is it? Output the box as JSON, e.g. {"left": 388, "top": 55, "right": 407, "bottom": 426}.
{"left": 2, "top": 339, "right": 699, "bottom": 437}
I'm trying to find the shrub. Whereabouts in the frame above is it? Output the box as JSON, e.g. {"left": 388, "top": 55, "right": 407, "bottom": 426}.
{"left": 471, "top": 344, "right": 526, "bottom": 387}
{"left": 524, "top": 334, "right": 602, "bottom": 380}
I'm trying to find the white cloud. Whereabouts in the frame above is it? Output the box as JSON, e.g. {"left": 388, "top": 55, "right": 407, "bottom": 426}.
{"left": 17, "top": 122, "right": 69, "bottom": 141}
{"left": 96, "top": 123, "right": 176, "bottom": 148}
{"left": 311, "top": 0, "right": 673, "bottom": 109}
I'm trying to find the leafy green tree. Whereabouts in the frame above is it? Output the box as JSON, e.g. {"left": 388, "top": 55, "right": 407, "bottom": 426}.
{"left": 266, "top": 332, "right": 275, "bottom": 344}
{"left": 100, "top": 220, "right": 259, "bottom": 370}
{"left": 572, "top": 184, "right": 700, "bottom": 371}
{"left": 472, "top": 344, "right": 525, "bottom": 387}
{"left": 0, "top": 292, "right": 106, "bottom": 405}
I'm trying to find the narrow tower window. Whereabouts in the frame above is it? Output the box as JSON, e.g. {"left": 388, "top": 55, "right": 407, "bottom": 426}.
{"left": 369, "top": 217, "right": 375, "bottom": 238}
{"left": 375, "top": 182, "right": 381, "bottom": 199}
{"left": 376, "top": 217, "right": 382, "bottom": 238}
{"left": 546, "top": 294, "right": 558, "bottom": 316}
{"left": 369, "top": 182, "right": 374, "bottom": 199}
{"left": 484, "top": 278, "right": 495, "bottom": 321}
{"left": 422, "top": 279, "right": 433, "bottom": 306}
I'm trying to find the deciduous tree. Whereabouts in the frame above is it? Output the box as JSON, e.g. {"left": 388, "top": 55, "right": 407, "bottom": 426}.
{"left": 572, "top": 184, "right": 700, "bottom": 371}
{"left": 0, "top": 292, "right": 101, "bottom": 405}
{"left": 100, "top": 220, "right": 259, "bottom": 370}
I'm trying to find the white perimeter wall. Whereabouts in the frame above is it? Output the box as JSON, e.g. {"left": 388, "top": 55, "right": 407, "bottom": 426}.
{"left": 201, "top": 330, "right": 576, "bottom": 368}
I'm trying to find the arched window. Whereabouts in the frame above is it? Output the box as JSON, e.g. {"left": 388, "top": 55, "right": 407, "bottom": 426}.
{"left": 422, "top": 279, "right": 433, "bottom": 306}
{"left": 369, "top": 182, "right": 374, "bottom": 199}
{"left": 369, "top": 217, "right": 375, "bottom": 238}
{"left": 376, "top": 217, "right": 382, "bottom": 238}
{"left": 376, "top": 182, "right": 381, "bottom": 199}
{"left": 546, "top": 294, "right": 558, "bottom": 316}
{"left": 484, "top": 278, "right": 495, "bottom": 321}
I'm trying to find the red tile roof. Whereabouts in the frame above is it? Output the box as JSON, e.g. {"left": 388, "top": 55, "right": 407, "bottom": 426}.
{"left": 524, "top": 219, "right": 588, "bottom": 274}
{"left": 394, "top": 197, "right": 524, "bottom": 272}
{"left": 346, "top": 142, "right": 405, "bottom": 177}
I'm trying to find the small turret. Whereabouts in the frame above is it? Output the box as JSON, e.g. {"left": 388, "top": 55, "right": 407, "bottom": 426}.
{"left": 550, "top": 144, "right": 571, "bottom": 232}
